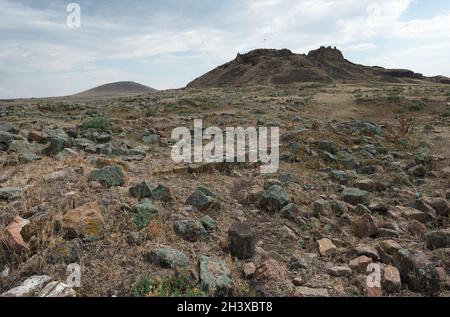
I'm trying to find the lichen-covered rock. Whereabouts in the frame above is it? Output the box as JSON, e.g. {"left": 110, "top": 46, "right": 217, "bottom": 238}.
{"left": 342, "top": 188, "right": 369, "bottom": 206}
{"left": 43, "top": 136, "right": 70, "bottom": 156}
{"left": 146, "top": 246, "right": 190, "bottom": 268}
{"left": 89, "top": 165, "right": 125, "bottom": 188}
{"left": 377, "top": 241, "right": 439, "bottom": 294}
{"left": 129, "top": 181, "right": 154, "bottom": 200}
{"left": 260, "top": 185, "right": 290, "bottom": 213}
{"left": 281, "top": 203, "right": 306, "bottom": 223}
{"left": 414, "top": 146, "right": 431, "bottom": 164}
{"left": 0, "top": 131, "right": 13, "bottom": 150}
{"left": 199, "top": 256, "right": 232, "bottom": 296}
{"left": 61, "top": 202, "right": 105, "bottom": 241}
{"left": 152, "top": 185, "right": 174, "bottom": 203}
{"left": 174, "top": 220, "right": 209, "bottom": 242}
{"left": 200, "top": 215, "right": 217, "bottom": 231}
{"left": 185, "top": 186, "right": 220, "bottom": 212}
{"left": 0, "top": 187, "right": 22, "bottom": 201}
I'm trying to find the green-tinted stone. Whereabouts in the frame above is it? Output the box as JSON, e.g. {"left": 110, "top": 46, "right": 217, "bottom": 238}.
{"left": 89, "top": 165, "right": 125, "bottom": 188}
{"left": 146, "top": 246, "right": 190, "bottom": 268}
{"left": 260, "top": 185, "right": 290, "bottom": 212}
{"left": 199, "top": 256, "right": 232, "bottom": 296}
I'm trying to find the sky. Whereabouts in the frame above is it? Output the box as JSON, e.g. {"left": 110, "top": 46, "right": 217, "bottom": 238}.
{"left": 0, "top": 0, "right": 450, "bottom": 99}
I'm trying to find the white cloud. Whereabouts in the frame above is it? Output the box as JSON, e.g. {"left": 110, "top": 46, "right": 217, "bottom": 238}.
{"left": 0, "top": 0, "right": 449, "bottom": 98}
{"left": 365, "top": 43, "right": 450, "bottom": 76}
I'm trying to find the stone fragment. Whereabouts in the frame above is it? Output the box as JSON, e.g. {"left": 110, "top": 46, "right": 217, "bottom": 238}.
{"left": 317, "top": 238, "right": 337, "bottom": 257}
{"left": 1, "top": 276, "right": 51, "bottom": 297}
{"left": 5, "top": 216, "right": 31, "bottom": 250}
{"left": 383, "top": 265, "right": 401, "bottom": 293}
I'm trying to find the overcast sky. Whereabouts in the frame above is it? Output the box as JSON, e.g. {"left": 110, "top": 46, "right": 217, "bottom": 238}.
{"left": 1, "top": 0, "right": 450, "bottom": 98}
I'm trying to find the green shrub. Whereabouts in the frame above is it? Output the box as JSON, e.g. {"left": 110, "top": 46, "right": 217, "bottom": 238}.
{"left": 386, "top": 87, "right": 404, "bottom": 103}
{"left": 137, "top": 271, "right": 207, "bottom": 297}
{"left": 80, "top": 117, "right": 112, "bottom": 132}
{"left": 409, "top": 101, "right": 424, "bottom": 112}
{"left": 131, "top": 276, "right": 152, "bottom": 297}
{"left": 443, "top": 110, "right": 450, "bottom": 117}
{"left": 133, "top": 205, "right": 158, "bottom": 229}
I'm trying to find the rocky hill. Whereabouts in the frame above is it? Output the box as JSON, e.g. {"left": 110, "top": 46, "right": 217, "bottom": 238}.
{"left": 188, "top": 46, "right": 450, "bottom": 87}
{"left": 72, "top": 81, "right": 156, "bottom": 99}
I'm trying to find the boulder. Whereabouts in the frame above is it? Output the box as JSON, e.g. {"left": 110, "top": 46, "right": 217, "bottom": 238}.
{"left": 397, "top": 206, "right": 428, "bottom": 223}
{"left": 353, "top": 214, "right": 379, "bottom": 238}
{"left": 89, "top": 165, "right": 125, "bottom": 188}
{"left": 0, "top": 187, "right": 22, "bottom": 201}
{"left": 228, "top": 222, "right": 255, "bottom": 260}
{"left": 146, "top": 246, "right": 190, "bottom": 268}
{"left": 174, "top": 220, "right": 208, "bottom": 242}
{"left": 429, "top": 198, "right": 449, "bottom": 217}
{"left": 382, "top": 265, "right": 402, "bottom": 293}
{"left": 186, "top": 186, "right": 220, "bottom": 212}
{"left": 342, "top": 188, "right": 369, "bottom": 206}
{"left": 199, "top": 256, "right": 232, "bottom": 296}
{"left": 61, "top": 202, "right": 105, "bottom": 241}
{"left": 152, "top": 185, "right": 174, "bottom": 203}
{"left": 129, "top": 181, "right": 154, "bottom": 200}
{"left": 0, "top": 131, "right": 13, "bottom": 150}
{"left": 349, "top": 256, "right": 373, "bottom": 273}
{"left": 317, "top": 238, "right": 337, "bottom": 257}
{"left": 260, "top": 185, "right": 290, "bottom": 213}
{"left": 413, "top": 199, "right": 437, "bottom": 220}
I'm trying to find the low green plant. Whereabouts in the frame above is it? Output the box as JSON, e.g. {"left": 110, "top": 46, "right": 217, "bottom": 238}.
{"left": 137, "top": 271, "right": 207, "bottom": 297}
{"left": 443, "top": 110, "right": 450, "bottom": 117}
{"left": 133, "top": 208, "right": 157, "bottom": 229}
{"left": 80, "top": 117, "right": 112, "bottom": 132}
{"left": 409, "top": 101, "right": 424, "bottom": 112}
{"left": 131, "top": 276, "right": 152, "bottom": 297}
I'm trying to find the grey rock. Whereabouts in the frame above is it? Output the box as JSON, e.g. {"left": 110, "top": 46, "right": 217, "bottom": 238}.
{"left": 0, "top": 187, "right": 22, "bottom": 201}
{"left": 174, "top": 220, "right": 208, "bottom": 242}
{"left": 146, "top": 246, "right": 190, "bottom": 268}
{"left": 228, "top": 222, "right": 255, "bottom": 260}
{"left": 89, "top": 165, "right": 125, "bottom": 188}
{"left": 199, "top": 256, "right": 232, "bottom": 296}
{"left": 186, "top": 186, "right": 220, "bottom": 212}
{"left": 129, "top": 181, "right": 155, "bottom": 200}
{"left": 342, "top": 188, "right": 369, "bottom": 206}
{"left": 260, "top": 185, "right": 291, "bottom": 213}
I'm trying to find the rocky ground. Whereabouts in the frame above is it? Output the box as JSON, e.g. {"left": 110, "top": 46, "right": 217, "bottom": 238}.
{"left": 0, "top": 82, "right": 449, "bottom": 297}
